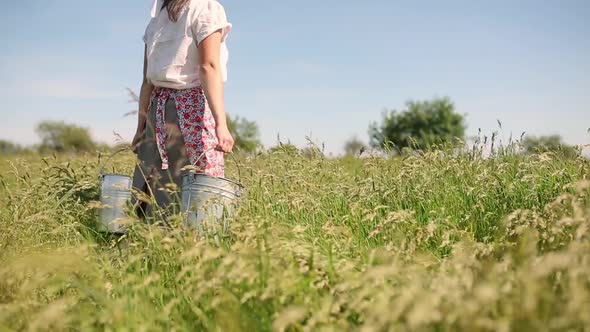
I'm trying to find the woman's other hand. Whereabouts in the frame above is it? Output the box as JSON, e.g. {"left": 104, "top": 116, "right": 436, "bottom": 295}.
{"left": 131, "top": 129, "right": 144, "bottom": 154}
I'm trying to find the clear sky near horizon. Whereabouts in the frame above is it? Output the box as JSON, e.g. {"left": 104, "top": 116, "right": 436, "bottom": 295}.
{"left": 0, "top": 0, "right": 588, "bottom": 155}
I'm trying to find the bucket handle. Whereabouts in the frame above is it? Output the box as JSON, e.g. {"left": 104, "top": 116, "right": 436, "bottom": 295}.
{"left": 187, "top": 148, "right": 243, "bottom": 184}
{"left": 98, "top": 148, "right": 129, "bottom": 179}
{"left": 98, "top": 146, "right": 244, "bottom": 183}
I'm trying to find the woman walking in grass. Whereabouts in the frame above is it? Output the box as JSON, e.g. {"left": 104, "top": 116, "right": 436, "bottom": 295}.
{"left": 131, "top": 0, "right": 234, "bottom": 218}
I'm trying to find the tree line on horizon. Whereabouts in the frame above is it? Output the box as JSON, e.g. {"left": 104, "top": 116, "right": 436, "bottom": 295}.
{"left": 0, "top": 96, "right": 582, "bottom": 158}
{"left": 0, "top": 115, "right": 262, "bottom": 156}
{"left": 344, "top": 97, "right": 582, "bottom": 159}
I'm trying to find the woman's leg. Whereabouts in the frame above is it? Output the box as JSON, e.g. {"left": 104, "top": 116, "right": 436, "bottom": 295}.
{"left": 132, "top": 97, "right": 191, "bottom": 220}
{"left": 149, "top": 98, "right": 191, "bottom": 217}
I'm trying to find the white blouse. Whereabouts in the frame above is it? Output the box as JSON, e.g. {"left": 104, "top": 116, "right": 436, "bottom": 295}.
{"left": 143, "top": 0, "right": 232, "bottom": 89}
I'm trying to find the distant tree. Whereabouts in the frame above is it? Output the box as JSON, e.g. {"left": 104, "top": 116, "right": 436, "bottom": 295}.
{"left": 36, "top": 121, "right": 96, "bottom": 153}
{"left": 344, "top": 137, "right": 367, "bottom": 156}
{"left": 227, "top": 116, "right": 261, "bottom": 153}
{"left": 368, "top": 97, "right": 466, "bottom": 152}
{"left": 0, "top": 139, "right": 22, "bottom": 155}
{"left": 521, "top": 135, "right": 580, "bottom": 158}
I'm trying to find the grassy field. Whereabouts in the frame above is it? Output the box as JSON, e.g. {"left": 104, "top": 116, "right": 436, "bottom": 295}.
{"left": 1, "top": 145, "right": 589, "bottom": 331}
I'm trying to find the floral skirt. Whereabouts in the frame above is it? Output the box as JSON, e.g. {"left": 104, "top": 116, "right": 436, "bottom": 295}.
{"left": 131, "top": 87, "right": 224, "bottom": 218}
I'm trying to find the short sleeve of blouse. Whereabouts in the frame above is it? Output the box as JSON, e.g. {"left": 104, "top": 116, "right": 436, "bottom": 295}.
{"left": 192, "top": 1, "right": 232, "bottom": 45}
{"left": 142, "top": 18, "right": 153, "bottom": 44}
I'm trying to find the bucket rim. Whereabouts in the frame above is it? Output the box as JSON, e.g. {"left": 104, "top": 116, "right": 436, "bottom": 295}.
{"left": 182, "top": 172, "right": 244, "bottom": 189}
{"left": 100, "top": 173, "right": 132, "bottom": 180}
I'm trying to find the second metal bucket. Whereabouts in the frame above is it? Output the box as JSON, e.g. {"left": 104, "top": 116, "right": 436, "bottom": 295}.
{"left": 99, "top": 173, "right": 132, "bottom": 234}
{"left": 98, "top": 149, "right": 132, "bottom": 234}
{"left": 181, "top": 172, "right": 244, "bottom": 235}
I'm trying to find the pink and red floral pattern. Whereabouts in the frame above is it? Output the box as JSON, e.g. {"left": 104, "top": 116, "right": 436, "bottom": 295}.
{"left": 151, "top": 87, "right": 224, "bottom": 177}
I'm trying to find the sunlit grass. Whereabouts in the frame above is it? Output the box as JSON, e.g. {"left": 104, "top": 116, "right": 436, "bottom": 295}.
{"left": 1, "top": 145, "right": 589, "bottom": 331}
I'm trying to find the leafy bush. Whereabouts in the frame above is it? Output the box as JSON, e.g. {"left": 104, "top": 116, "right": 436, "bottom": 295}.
{"left": 369, "top": 97, "right": 466, "bottom": 153}
{"left": 36, "top": 120, "right": 96, "bottom": 153}
{"left": 0, "top": 139, "right": 23, "bottom": 155}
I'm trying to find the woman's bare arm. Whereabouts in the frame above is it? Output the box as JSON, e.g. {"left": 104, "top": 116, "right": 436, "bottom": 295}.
{"left": 132, "top": 46, "right": 155, "bottom": 152}
{"left": 198, "top": 30, "right": 234, "bottom": 153}
{"left": 138, "top": 46, "right": 154, "bottom": 133}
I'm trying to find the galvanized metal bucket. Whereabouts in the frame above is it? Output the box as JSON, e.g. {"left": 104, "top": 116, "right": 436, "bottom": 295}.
{"left": 98, "top": 150, "right": 132, "bottom": 234}
{"left": 181, "top": 151, "right": 244, "bottom": 236}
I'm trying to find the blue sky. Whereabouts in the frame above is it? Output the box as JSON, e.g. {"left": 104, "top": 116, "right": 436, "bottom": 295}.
{"left": 0, "top": 0, "right": 588, "bottom": 155}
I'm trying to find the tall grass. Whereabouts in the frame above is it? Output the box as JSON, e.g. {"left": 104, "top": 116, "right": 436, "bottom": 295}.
{"left": 0, "top": 145, "right": 589, "bottom": 331}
